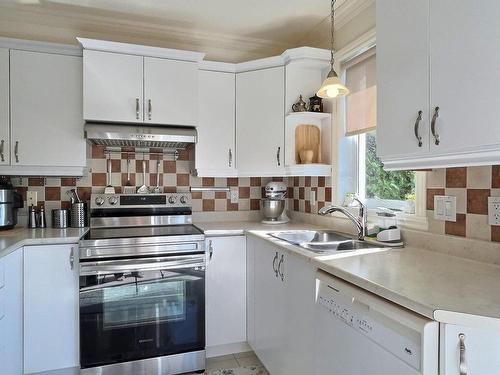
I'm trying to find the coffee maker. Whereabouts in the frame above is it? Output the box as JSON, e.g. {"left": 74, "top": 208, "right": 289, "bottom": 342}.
{"left": 0, "top": 177, "right": 23, "bottom": 230}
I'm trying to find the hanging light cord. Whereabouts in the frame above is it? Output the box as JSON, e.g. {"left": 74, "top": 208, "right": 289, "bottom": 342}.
{"left": 330, "top": 0, "right": 336, "bottom": 71}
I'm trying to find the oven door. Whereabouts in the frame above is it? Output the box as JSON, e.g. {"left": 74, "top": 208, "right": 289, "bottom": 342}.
{"left": 79, "top": 254, "right": 205, "bottom": 369}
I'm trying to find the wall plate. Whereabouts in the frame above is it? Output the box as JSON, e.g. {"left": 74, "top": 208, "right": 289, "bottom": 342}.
{"left": 488, "top": 197, "right": 500, "bottom": 226}
{"left": 434, "top": 195, "right": 456, "bottom": 222}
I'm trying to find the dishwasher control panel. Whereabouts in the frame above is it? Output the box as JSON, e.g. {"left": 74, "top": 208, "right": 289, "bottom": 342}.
{"left": 317, "top": 279, "right": 422, "bottom": 371}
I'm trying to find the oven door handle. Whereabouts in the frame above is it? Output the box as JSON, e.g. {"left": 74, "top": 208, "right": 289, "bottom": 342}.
{"left": 80, "top": 254, "right": 205, "bottom": 275}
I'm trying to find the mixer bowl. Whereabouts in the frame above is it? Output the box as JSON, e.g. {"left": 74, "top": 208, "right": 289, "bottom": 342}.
{"left": 261, "top": 199, "right": 286, "bottom": 221}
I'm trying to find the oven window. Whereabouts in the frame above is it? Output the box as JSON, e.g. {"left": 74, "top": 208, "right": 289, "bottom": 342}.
{"left": 80, "top": 267, "right": 205, "bottom": 368}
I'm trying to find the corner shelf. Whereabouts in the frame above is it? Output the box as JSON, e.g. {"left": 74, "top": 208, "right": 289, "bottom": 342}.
{"left": 286, "top": 112, "right": 332, "bottom": 121}
{"left": 285, "top": 163, "right": 332, "bottom": 177}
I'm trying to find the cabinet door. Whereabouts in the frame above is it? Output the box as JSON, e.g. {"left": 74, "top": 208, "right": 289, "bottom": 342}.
{"left": 83, "top": 50, "right": 143, "bottom": 123}
{"left": 197, "top": 70, "right": 236, "bottom": 176}
{"left": 0, "top": 249, "right": 23, "bottom": 375}
{"left": 206, "top": 236, "right": 246, "bottom": 348}
{"left": 10, "top": 50, "right": 86, "bottom": 167}
{"left": 24, "top": 244, "right": 79, "bottom": 373}
{"left": 0, "top": 48, "right": 9, "bottom": 165}
{"left": 246, "top": 236, "right": 256, "bottom": 350}
{"left": 253, "top": 239, "right": 285, "bottom": 375}
{"left": 376, "top": 0, "right": 430, "bottom": 159}
{"left": 430, "top": 0, "right": 500, "bottom": 154}
{"left": 236, "top": 67, "right": 285, "bottom": 176}
{"left": 144, "top": 57, "right": 198, "bottom": 126}
{"left": 440, "top": 323, "right": 500, "bottom": 375}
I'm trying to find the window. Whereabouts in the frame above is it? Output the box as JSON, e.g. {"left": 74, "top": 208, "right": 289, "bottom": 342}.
{"left": 338, "top": 49, "right": 418, "bottom": 215}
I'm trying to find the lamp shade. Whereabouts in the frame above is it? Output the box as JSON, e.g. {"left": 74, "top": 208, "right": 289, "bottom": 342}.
{"left": 317, "top": 70, "right": 349, "bottom": 99}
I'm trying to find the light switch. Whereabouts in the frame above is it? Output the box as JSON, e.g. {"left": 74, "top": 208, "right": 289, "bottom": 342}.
{"left": 230, "top": 187, "right": 239, "bottom": 204}
{"left": 488, "top": 197, "right": 500, "bottom": 225}
{"left": 310, "top": 190, "right": 316, "bottom": 206}
{"left": 434, "top": 195, "right": 456, "bottom": 222}
{"left": 27, "top": 191, "right": 37, "bottom": 207}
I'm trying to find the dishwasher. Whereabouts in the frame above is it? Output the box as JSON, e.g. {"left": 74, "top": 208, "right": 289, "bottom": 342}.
{"left": 314, "top": 271, "right": 438, "bottom": 375}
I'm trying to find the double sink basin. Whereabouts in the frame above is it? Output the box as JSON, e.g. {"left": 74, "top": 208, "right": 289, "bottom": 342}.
{"left": 268, "top": 230, "right": 383, "bottom": 254}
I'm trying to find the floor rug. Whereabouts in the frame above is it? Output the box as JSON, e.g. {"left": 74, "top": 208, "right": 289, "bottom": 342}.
{"left": 207, "top": 365, "right": 267, "bottom": 375}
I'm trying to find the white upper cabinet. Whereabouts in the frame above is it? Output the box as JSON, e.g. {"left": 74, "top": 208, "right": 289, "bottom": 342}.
{"left": 10, "top": 50, "right": 86, "bottom": 169}
{"left": 24, "top": 244, "right": 79, "bottom": 374}
{"left": 0, "top": 48, "right": 9, "bottom": 166}
{"left": 196, "top": 70, "right": 236, "bottom": 176}
{"left": 377, "top": 0, "right": 500, "bottom": 169}
{"left": 236, "top": 66, "right": 285, "bottom": 176}
{"left": 376, "top": 0, "right": 430, "bottom": 160}
{"left": 429, "top": 0, "right": 500, "bottom": 155}
{"left": 144, "top": 57, "right": 198, "bottom": 126}
{"left": 83, "top": 50, "right": 144, "bottom": 123}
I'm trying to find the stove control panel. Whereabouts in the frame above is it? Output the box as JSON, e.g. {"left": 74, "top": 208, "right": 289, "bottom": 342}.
{"left": 90, "top": 193, "right": 192, "bottom": 209}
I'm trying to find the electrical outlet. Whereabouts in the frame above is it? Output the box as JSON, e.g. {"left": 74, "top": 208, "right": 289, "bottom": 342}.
{"left": 488, "top": 197, "right": 500, "bottom": 225}
{"left": 27, "top": 191, "right": 37, "bottom": 207}
{"left": 230, "top": 187, "right": 239, "bottom": 204}
{"left": 310, "top": 190, "right": 316, "bottom": 206}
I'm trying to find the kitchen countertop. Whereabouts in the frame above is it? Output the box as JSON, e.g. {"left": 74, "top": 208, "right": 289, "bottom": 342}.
{"left": 196, "top": 220, "right": 500, "bottom": 327}
{"left": 29, "top": 367, "right": 80, "bottom": 375}
{"left": 0, "top": 226, "right": 88, "bottom": 259}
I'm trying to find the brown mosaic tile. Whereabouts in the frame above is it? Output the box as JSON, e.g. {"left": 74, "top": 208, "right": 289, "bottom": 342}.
{"left": 215, "top": 191, "right": 227, "bottom": 199}
{"left": 164, "top": 187, "right": 177, "bottom": 193}
{"left": 227, "top": 178, "right": 239, "bottom": 186}
{"left": 227, "top": 200, "right": 239, "bottom": 211}
{"left": 492, "top": 226, "right": 500, "bottom": 242}
{"left": 77, "top": 187, "right": 92, "bottom": 202}
{"left": 445, "top": 214, "right": 466, "bottom": 237}
{"left": 426, "top": 188, "right": 445, "bottom": 210}
{"left": 202, "top": 199, "right": 215, "bottom": 211}
{"left": 287, "top": 187, "right": 294, "bottom": 199}
{"left": 493, "top": 165, "right": 500, "bottom": 188}
{"left": 110, "top": 159, "right": 121, "bottom": 172}
{"left": 239, "top": 187, "right": 250, "bottom": 199}
{"left": 318, "top": 176, "right": 326, "bottom": 187}
{"left": 28, "top": 178, "right": 44, "bottom": 186}
{"left": 325, "top": 187, "right": 332, "bottom": 203}
{"left": 61, "top": 201, "right": 71, "bottom": 210}
{"left": 446, "top": 167, "right": 467, "bottom": 188}
{"left": 45, "top": 187, "right": 61, "bottom": 201}
{"left": 177, "top": 174, "right": 189, "bottom": 186}
{"left": 305, "top": 176, "right": 311, "bottom": 187}
{"left": 202, "top": 177, "right": 214, "bottom": 187}
{"left": 164, "top": 160, "right": 176, "bottom": 173}
{"left": 191, "top": 191, "right": 202, "bottom": 199}
{"left": 61, "top": 178, "right": 76, "bottom": 186}
{"left": 121, "top": 173, "right": 136, "bottom": 186}
{"left": 250, "top": 199, "right": 260, "bottom": 210}
{"left": 294, "top": 199, "right": 299, "bottom": 211}
{"left": 299, "top": 187, "right": 305, "bottom": 199}
{"left": 293, "top": 177, "right": 299, "bottom": 186}
{"left": 305, "top": 200, "right": 311, "bottom": 213}
{"left": 149, "top": 174, "right": 163, "bottom": 187}
{"left": 91, "top": 145, "right": 105, "bottom": 159}
{"left": 318, "top": 201, "right": 325, "bottom": 210}
{"left": 15, "top": 186, "right": 27, "bottom": 201}
{"left": 136, "top": 160, "right": 148, "bottom": 173}
{"left": 467, "top": 189, "right": 490, "bottom": 215}
{"left": 92, "top": 173, "right": 107, "bottom": 186}
{"left": 250, "top": 177, "right": 261, "bottom": 186}
{"left": 177, "top": 149, "right": 190, "bottom": 161}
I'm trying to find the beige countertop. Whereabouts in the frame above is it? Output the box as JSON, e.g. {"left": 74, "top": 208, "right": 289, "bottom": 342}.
{"left": 0, "top": 226, "right": 88, "bottom": 258}
{"left": 196, "top": 219, "right": 500, "bottom": 327}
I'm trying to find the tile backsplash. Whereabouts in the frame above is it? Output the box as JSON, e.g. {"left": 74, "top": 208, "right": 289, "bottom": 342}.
{"left": 286, "top": 176, "right": 333, "bottom": 214}
{"left": 426, "top": 166, "right": 500, "bottom": 242}
{"left": 12, "top": 145, "right": 279, "bottom": 216}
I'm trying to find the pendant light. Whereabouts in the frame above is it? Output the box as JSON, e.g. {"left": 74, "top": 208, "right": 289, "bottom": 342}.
{"left": 317, "top": 0, "right": 349, "bottom": 98}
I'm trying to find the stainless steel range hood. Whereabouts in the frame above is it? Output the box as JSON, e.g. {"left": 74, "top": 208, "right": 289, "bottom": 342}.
{"left": 84, "top": 123, "right": 197, "bottom": 149}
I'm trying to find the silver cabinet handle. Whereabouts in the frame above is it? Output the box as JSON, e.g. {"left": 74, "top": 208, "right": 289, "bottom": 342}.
{"left": 0, "top": 139, "right": 4, "bottom": 162}
{"left": 148, "top": 99, "right": 152, "bottom": 120}
{"left": 414, "top": 110, "right": 423, "bottom": 147}
{"left": 228, "top": 148, "right": 232, "bottom": 167}
{"left": 136, "top": 98, "right": 140, "bottom": 120}
{"left": 69, "top": 247, "right": 75, "bottom": 270}
{"left": 272, "top": 251, "right": 278, "bottom": 277}
{"left": 208, "top": 240, "right": 213, "bottom": 260}
{"left": 278, "top": 254, "right": 284, "bottom": 281}
{"left": 459, "top": 333, "right": 467, "bottom": 375}
{"left": 276, "top": 147, "right": 281, "bottom": 166}
{"left": 14, "top": 141, "right": 19, "bottom": 163}
{"left": 431, "top": 106, "right": 440, "bottom": 145}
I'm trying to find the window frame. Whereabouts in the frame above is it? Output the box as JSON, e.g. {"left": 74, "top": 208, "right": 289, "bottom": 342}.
{"left": 331, "top": 29, "right": 428, "bottom": 231}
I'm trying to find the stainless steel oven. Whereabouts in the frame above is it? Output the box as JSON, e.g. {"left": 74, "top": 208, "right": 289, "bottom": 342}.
{"left": 79, "top": 193, "right": 206, "bottom": 375}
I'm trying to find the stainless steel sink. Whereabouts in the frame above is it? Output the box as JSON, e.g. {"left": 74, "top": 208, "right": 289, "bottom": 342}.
{"left": 268, "top": 230, "right": 383, "bottom": 253}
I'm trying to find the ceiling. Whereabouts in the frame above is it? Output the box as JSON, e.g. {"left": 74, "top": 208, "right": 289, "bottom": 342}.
{"left": 0, "top": 0, "right": 372, "bottom": 62}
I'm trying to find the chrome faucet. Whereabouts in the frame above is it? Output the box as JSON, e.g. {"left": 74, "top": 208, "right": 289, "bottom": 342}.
{"left": 318, "top": 196, "right": 368, "bottom": 240}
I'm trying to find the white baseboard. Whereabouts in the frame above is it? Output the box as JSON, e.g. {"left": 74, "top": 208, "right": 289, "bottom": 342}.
{"left": 206, "top": 342, "right": 251, "bottom": 358}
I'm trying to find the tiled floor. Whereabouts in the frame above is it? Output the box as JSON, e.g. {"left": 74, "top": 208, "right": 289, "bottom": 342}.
{"left": 187, "top": 351, "right": 267, "bottom": 374}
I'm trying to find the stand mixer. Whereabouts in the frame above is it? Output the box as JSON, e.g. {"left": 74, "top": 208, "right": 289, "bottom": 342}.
{"left": 261, "top": 181, "right": 290, "bottom": 224}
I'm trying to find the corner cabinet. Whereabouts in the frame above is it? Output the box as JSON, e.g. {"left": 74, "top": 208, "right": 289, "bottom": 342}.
{"left": 377, "top": 0, "right": 500, "bottom": 170}
{"left": 7, "top": 50, "right": 86, "bottom": 175}
{"left": 83, "top": 50, "right": 198, "bottom": 126}
{"left": 195, "top": 70, "right": 237, "bottom": 177}
{"left": 0, "top": 48, "right": 9, "bottom": 166}
{"left": 236, "top": 67, "right": 285, "bottom": 176}
{"left": 23, "top": 244, "right": 79, "bottom": 374}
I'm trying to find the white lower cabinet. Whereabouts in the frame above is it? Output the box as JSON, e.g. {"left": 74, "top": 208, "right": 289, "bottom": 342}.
{"left": 23, "top": 244, "right": 79, "bottom": 374}
{"left": 440, "top": 323, "right": 500, "bottom": 375}
{"left": 206, "top": 236, "right": 247, "bottom": 355}
{"left": 248, "top": 236, "right": 315, "bottom": 375}
{"left": 0, "top": 248, "right": 23, "bottom": 375}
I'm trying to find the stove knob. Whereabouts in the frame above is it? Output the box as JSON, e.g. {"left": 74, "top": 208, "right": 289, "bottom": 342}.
{"left": 95, "top": 196, "right": 105, "bottom": 206}
{"left": 180, "top": 195, "right": 188, "bottom": 204}
{"left": 168, "top": 196, "right": 177, "bottom": 204}
{"left": 109, "top": 196, "right": 119, "bottom": 205}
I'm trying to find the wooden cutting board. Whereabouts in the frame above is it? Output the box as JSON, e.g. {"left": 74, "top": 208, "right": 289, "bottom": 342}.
{"left": 295, "top": 124, "right": 321, "bottom": 163}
